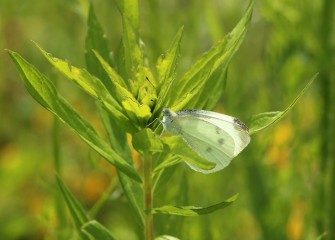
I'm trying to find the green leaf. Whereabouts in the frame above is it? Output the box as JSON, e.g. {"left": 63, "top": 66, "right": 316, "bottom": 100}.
{"left": 81, "top": 220, "right": 117, "bottom": 240}
{"left": 114, "top": 0, "right": 139, "bottom": 30}
{"left": 34, "top": 42, "right": 106, "bottom": 99}
{"left": 162, "top": 136, "right": 216, "bottom": 171}
{"left": 118, "top": 172, "right": 145, "bottom": 227}
{"left": 198, "top": 67, "right": 228, "bottom": 110}
{"left": 121, "top": 15, "right": 144, "bottom": 93}
{"left": 155, "top": 235, "right": 180, "bottom": 240}
{"left": 93, "top": 50, "right": 152, "bottom": 127}
{"left": 8, "top": 50, "right": 142, "bottom": 182}
{"left": 85, "top": 3, "right": 116, "bottom": 90}
{"left": 33, "top": 42, "right": 137, "bottom": 133}
{"left": 132, "top": 128, "right": 164, "bottom": 154}
{"left": 137, "top": 69, "right": 158, "bottom": 108}
{"left": 249, "top": 73, "right": 317, "bottom": 135}
{"left": 98, "top": 106, "right": 144, "bottom": 226}
{"left": 84, "top": 6, "right": 140, "bottom": 133}
{"left": 153, "top": 154, "right": 183, "bottom": 173}
{"left": 154, "top": 26, "right": 184, "bottom": 115}
{"left": 56, "top": 175, "right": 91, "bottom": 240}
{"left": 151, "top": 194, "right": 238, "bottom": 216}
{"left": 166, "top": 0, "right": 254, "bottom": 111}
{"left": 92, "top": 50, "right": 127, "bottom": 89}
{"left": 153, "top": 162, "right": 179, "bottom": 193}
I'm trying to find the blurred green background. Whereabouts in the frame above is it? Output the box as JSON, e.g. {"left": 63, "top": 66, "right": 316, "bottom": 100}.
{"left": 1, "top": 0, "right": 334, "bottom": 239}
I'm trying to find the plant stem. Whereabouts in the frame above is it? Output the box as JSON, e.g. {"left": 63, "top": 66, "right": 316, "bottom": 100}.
{"left": 53, "top": 115, "right": 61, "bottom": 174}
{"left": 328, "top": 69, "right": 335, "bottom": 240}
{"left": 52, "top": 117, "right": 68, "bottom": 237}
{"left": 144, "top": 153, "right": 154, "bottom": 240}
{"left": 319, "top": 0, "right": 335, "bottom": 236}
{"left": 325, "top": 0, "right": 335, "bottom": 232}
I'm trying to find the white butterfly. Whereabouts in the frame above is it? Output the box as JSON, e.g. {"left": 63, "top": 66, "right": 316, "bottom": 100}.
{"left": 161, "top": 108, "right": 250, "bottom": 173}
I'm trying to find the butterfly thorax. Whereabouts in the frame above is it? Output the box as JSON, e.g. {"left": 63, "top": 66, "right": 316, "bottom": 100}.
{"left": 162, "top": 108, "right": 180, "bottom": 134}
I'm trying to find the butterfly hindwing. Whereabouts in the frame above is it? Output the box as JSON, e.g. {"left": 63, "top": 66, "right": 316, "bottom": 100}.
{"left": 173, "top": 115, "right": 241, "bottom": 173}
{"left": 177, "top": 110, "right": 250, "bottom": 156}
{"left": 162, "top": 108, "right": 250, "bottom": 173}
{"left": 177, "top": 121, "right": 234, "bottom": 172}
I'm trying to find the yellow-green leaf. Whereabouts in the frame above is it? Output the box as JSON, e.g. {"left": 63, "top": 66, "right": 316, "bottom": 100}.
{"left": 151, "top": 194, "right": 238, "bottom": 216}
{"left": 8, "top": 50, "right": 142, "bottom": 182}
{"left": 132, "top": 128, "right": 164, "bottom": 154}
{"left": 249, "top": 74, "right": 317, "bottom": 134}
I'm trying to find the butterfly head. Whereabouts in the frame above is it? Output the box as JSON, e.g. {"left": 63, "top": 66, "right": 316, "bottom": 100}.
{"left": 162, "top": 108, "right": 176, "bottom": 117}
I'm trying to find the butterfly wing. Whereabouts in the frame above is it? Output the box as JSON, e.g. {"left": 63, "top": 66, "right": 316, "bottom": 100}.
{"left": 174, "top": 110, "right": 250, "bottom": 173}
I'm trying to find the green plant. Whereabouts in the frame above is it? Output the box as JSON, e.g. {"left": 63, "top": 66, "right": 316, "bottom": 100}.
{"left": 7, "top": 0, "right": 316, "bottom": 239}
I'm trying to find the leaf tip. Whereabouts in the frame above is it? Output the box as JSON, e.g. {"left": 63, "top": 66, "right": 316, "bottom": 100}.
{"left": 6, "top": 49, "right": 17, "bottom": 59}
{"left": 30, "top": 40, "right": 38, "bottom": 47}
{"left": 229, "top": 193, "right": 239, "bottom": 202}
{"left": 4, "top": 48, "right": 11, "bottom": 54}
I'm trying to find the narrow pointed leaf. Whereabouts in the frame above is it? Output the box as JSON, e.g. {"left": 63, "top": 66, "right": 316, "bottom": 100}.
{"left": 92, "top": 50, "right": 127, "bottom": 88}
{"left": 154, "top": 26, "right": 184, "bottom": 115}
{"left": 197, "top": 67, "right": 228, "bottom": 110}
{"left": 116, "top": 36, "right": 127, "bottom": 81}
{"left": 153, "top": 154, "right": 183, "bottom": 173}
{"left": 94, "top": 50, "right": 151, "bottom": 126}
{"left": 8, "top": 50, "right": 141, "bottom": 182}
{"left": 56, "top": 176, "right": 90, "bottom": 240}
{"left": 132, "top": 128, "right": 164, "bottom": 154}
{"left": 85, "top": 17, "right": 148, "bottom": 226}
{"left": 167, "top": 0, "right": 254, "bottom": 111}
{"left": 114, "top": 0, "right": 139, "bottom": 30}
{"left": 122, "top": 99, "right": 152, "bottom": 126}
{"left": 34, "top": 42, "right": 109, "bottom": 99}
{"left": 121, "top": 15, "right": 144, "bottom": 92}
{"left": 137, "top": 70, "right": 157, "bottom": 108}
{"left": 98, "top": 106, "right": 144, "bottom": 226}
{"left": 33, "top": 42, "right": 136, "bottom": 132}
{"left": 155, "top": 236, "right": 180, "bottom": 240}
{"left": 83, "top": 7, "right": 138, "bottom": 132}
{"left": 153, "top": 161, "right": 179, "bottom": 193}
{"left": 193, "top": 0, "right": 254, "bottom": 110}
{"left": 118, "top": 172, "right": 145, "bottom": 227}
{"left": 249, "top": 74, "right": 317, "bottom": 134}
{"left": 85, "top": 3, "right": 119, "bottom": 89}
{"left": 151, "top": 194, "right": 238, "bottom": 216}
{"left": 81, "top": 220, "right": 117, "bottom": 240}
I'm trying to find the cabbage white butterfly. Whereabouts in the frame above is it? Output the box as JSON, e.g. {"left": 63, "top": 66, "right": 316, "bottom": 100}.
{"left": 162, "top": 108, "right": 250, "bottom": 173}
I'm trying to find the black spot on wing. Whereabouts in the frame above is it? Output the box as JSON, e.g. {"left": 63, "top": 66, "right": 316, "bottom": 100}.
{"left": 215, "top": 126, "right": 221, "bottom": 134}
{"left": 218, "top": 138, "right": 225, "bottom": 144}
{"left": 206, "top": 147, "right": 213, "bottom": 153}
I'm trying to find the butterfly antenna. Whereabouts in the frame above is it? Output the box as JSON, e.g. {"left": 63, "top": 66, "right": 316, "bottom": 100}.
{"left": 146, "top": 76, "right": 155, "bottom": 88}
